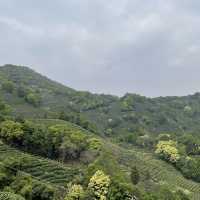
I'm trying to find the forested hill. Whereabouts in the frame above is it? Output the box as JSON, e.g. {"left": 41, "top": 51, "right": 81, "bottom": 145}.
{"left": 1, "top": 64, "right": 200, "bottom": 137}
{"left": 1, "top": 64, "right": 200, "bottom": 199}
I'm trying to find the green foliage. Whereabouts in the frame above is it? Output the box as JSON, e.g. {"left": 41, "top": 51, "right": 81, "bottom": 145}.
{"left": 59, "top": 112, "right": 98, "bottom": 133}
{"left": 87, "top": 138, "right": 102, "bottom": 151}
{"left": 0, "top": 164, "right": 13, "bottom": 190}
{"left": 155, "top": 140, "right": 180, "bottom": 163}
{"left": 88, "top": 170, "right": 110, "bottom": 200}
{"left": 0, "top": 121, "right": 24, "bottom": 143}
{"left": 0, "top": 101, "right": 11, "bottom": 123}
{"left": 157, "top": 187, "right": 190, "bottom": 200}
{"left": 108, "top": 181, "right": 140, "bottom": 200}
{"left": 156, "top": 134, "right": 171, "bottom": 141}
{"left": 9, "top": 173, "right": 32, "bottom": 200}
{"left": 58, "top": 126, "right": 87, "bottom": 161}
{"left": 180, "top": 134, "right": 200, "bottom": 156}
{"left": 177, "top": 157, "right": 200, "bottom": 182}
{"left": 130, "top": 166, "right": 140, "bottom": 185}
{"left": 2, "top": 81, "right": 14, "bottom": 93}
{"left": 0, "top": 156, "right": 57, "bottom": 200}
{"left": 17, "top": 86, "right": 28, "bottom": 98}
{"left": 65, "top": 184, "right": 85, "bottom": 200}
{"left": 0, "top": 192, "right": 25, "bottom": 200}
{"left": 25, "top": 93, "right": 41, "bottom": 107}
{"left": 136, "top": 134, "right": 154, "bottom": 149}
{"left": 0, "top": 64, "right": 199, "bottom": 199}
{"left": 0, "top": 120, "right": 98, "bottom": 164}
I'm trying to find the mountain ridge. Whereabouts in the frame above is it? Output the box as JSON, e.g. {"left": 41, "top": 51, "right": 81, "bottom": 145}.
{"left": 1, "top": 64, "right": 200, "bottom": 136}
{"left": 2, "top": 64, "right": 200, "bottom": 99}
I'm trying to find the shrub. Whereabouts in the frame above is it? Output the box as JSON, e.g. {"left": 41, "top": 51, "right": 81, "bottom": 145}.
{"left": 108, "top": 181, "right": 140, "bottom": 200}
{"left": 25, "top": 93, "right": 41, "bottom": 107}
{"left": 0, "top": 192, "right": 25, "bottom": 200}
{"left": 0, "top": 121, "right": 24, "bottom": 143}
{"left": 88, "top": 170, "right": 110, "bottom": 200}
{"left": 155, "top": 140, "right": 180, "bottom": 163}
{"left": 130, "top": 166, "right": 140, "bottom": 185}
{"left": 65, "top": 184, "right": 85, "bottom": 200}
{"left": 2, "top": 81, "right": 14, "bottom": 93}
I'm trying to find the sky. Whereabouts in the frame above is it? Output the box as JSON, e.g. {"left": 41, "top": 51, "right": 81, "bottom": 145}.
{"left": 0, "top": 0, "right": 200, "bottom": 97}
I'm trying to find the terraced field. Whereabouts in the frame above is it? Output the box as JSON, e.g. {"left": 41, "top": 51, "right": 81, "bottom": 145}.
{"left": 31, "top": 118, "right": 94, "bottom": 135}
{"left": 120, "top": 146, "right": 200, "bottom": 200}
{"left": 0, "top": 142, "right": 82, "bottom": 187}
{"left": 1, "top": 119, "right": 200, "bottom": 200}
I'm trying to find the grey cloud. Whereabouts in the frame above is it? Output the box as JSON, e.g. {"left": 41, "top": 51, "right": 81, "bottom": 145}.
{"left": 0, "top": 0, "right": 200, "bottom": 97}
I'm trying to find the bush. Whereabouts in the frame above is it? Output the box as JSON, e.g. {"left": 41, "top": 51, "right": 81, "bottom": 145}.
{"left": 88, "top": 170, "right": 110, "bottom": 200}
{"left": 2, "top": 81, "right": 14, "bottom": 93}
{"left": 0, "top": 192, "right": 25, "bottom": 200}
{"left": 25, "top": 93, "right": 41, "bottom": 107}
{"left": 108, "top": 181, "right": 140, "bottom": 200}
{"left": 131, "top": 166, "right": 140, "bottom": 185}
{"left": 65, "top": 184, "right": 85, "bottom": 200}
{"left": 0, "top": 121, "right": 24, "bottom": 144}
{"left": 155, "top": 140, "right": 180, "bottom": 163}
{"left": 17, "top": 86, "right": 28, "bottom": 98}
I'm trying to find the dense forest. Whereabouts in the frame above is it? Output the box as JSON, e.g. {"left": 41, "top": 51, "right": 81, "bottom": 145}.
{"left": 1, "top": 64, "right": 200, "bottom": 199}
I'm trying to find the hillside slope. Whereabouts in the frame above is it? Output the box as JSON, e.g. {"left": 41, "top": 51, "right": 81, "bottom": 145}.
{"left": 1, "top": 64, "right": 200, "bottom": 136}
{"left": 1, "top": 64, "right": 200, "bottom": 199}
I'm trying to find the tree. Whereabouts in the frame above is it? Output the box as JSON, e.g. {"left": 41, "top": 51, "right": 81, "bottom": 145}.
{"left": 88, "top": 170, "right": 110, "bottom": 200}
{"left": 131, "top": 166, "right": 140, "bottom": 185}
{"left": 0, "top": 120, "right": 24, "bottom": 143}
{"left": 136, "top": 135, "right": 154, "bottom": 149}
{"left": 155, "top": 140, "right": 180, "bottom": 163}
{"left": 2, "top": 81, "right": 14, "bottom": 93}
{"left": 0, "top": 192, "right": 25, "bottom": 200}
{"left": 17, "top": 86, "right": 27, "bottom": 98}
{"left": 59, "top": 129, "right": 87, "bottom": 161}
{"left": 108, "top": 181, "right": 140, "bottom": 200}
{"left": 46, "top": 125, "right": 65, "bottom": 158}
{"left": 25, "top": 93, "right": 41, "bottom": 107}
{"left": 59, "top": 140, "right": 78, "bottom": 161}
{"left": 9, "top": 174, "right": 32, "bottom": 200}
{"left": 31, "top": 181, "right": 55, "bottom": 200}
{"left": 0, "top": 171, "right": 10, "bottom": 189}
{"left": 0, "top": 99, "right": 11, "bottom": 116}
{"left": 65, "top": 184, "right": 85, "bottom": 200}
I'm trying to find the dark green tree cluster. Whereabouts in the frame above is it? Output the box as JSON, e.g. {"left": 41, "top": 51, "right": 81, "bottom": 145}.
{"left": 0, "top": 99, "right": 11, "bottom": 122}
{"left": 0, "top": 192, "right": 25, "bottom": 200}
{"left": 17, "top": 85, "right": 42, "bottom": 107}
{"left": 63, "top": 169, "right": 189, "bottom": 200}
{"left": 0, "top": 120, "right": 101, "bottom": 162}
{"left": 2, "top": 81, "right": 14, "bottom": 93}
{"left": 59, "top": 112, "right": 97, "bottom": 133}
{"left": 131, "top": 166, "right": 140, "bottom": 185}
{"left": 154, "top": 133, "right": 200, "bottom": 183}
{"left": 25, "top": 93, "right": 41, "bottom": 107}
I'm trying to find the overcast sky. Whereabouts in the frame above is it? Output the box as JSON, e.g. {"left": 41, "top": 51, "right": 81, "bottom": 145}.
{"left": 0, "top": 0, "right": 200, "bottom": 97}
